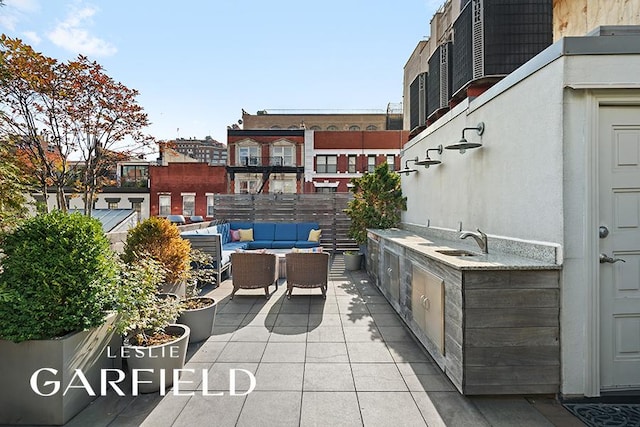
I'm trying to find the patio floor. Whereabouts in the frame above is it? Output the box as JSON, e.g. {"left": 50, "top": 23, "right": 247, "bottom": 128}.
{"left": 62, "top": 255, "right": 583, "bottom": 427}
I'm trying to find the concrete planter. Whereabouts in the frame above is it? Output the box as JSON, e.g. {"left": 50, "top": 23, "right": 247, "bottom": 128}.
{"left": 124, "top": 324, "right": 190, "bottom": 394}
{"left": 344, "top": 253, "right": 363, "bottom": 271}
{"left": 177, "top": 297, "right": 217, "bottom": 344}
{"left": 0, "top": 313, "right": 120, "bottom": 425}
{"left": 160, "top": 282, "right": 186, "bottom": 298}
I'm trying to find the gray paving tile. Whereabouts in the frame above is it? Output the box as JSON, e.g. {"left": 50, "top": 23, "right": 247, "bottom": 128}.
{"left": 269, "top": 325, "right": 308, "bottom": 342}
{"left": 386, "top": 341, "right": 432, "bottom": 363}
{"left": 308, "top": 313, "right": 343, "bottom": 327}
{"left": 254, "top": 362, "right": 304, "bottom": 391}
{"left": 215, "top": 313, "right": 247, "bottom": 326}
{"left": 370, "top": 313, "right": 404, "bottom": 326}
{"left": 346, "top": 342, "right": 394, "bottom": 363}
{"left": 204, "top": 362, "right": 258, "bottom": 392}
{"left": 280, "top": 301, "right": 311, "bottom": 313}
{"left": 262, "top": 342, "right": 306, "bottom": 362}
{"left": 366, "top": 303, "right": 396, "bottom": 314}
{"left": 230, "top": 326, "right": 272, "bottom": 341}
{"left": 300, "top": 391, "right": 363, "bottom": 427}
{"left": 239, "top": 313, "right": 278, "bottom": 327}
{"left": 342, "top": 325, "right": 383, "bottom": 342}
{"left": 236, "top": 391, "right": 302, "bottom": 427}
{"left": 351, "top": 363, "right": 408, "bottom": 391}
{"left": 303, "top": 363, "right": 355, "bottom": 391}
{"left": 137, "top": 394, "right": 191, "bottom": 427}
{"left": 376, "top": 325, "right": 415, "bottom": 342}
{"left": 65, "top": 392, "right": 139, "bottom": 427}
{"left": 340, "top": 314, "right": 377, "bottom": 328}
{"left": 309, "top": 303, "right": 341, "bottom": 313}
{"left": 187, "top": 341, "right": 226, "bottom": 363}
{"left": 412, "top": 391, "right": 490, "bottom": 427}
{"left": 274, "top": 313, "right": 309, "bottom": 327}
{"left": 217, "top": 302, "right": 255, "bottom": 314}
{"left": 307, "top": 326, "right": 345, "bottom": 342}
{"left": 402, "top": 373, "right": 457, "bottom": 392}
{"left": 179, "top": 362, "right": 212, "bottom": 390}
{"left": 358, "top": 391, "right": 427, "bottom": 427}
{"left": 396, "top": 362, "right": 441, "bottom": 376}
{"left": 471, "top": 397, "right": 554, "bottom": 427}
{"left": 171, "top": 393, "right": 246, "bottom": 427}
{"left": 216, "top": 342, "right": 267, "bottom": 363}
{"left": 208, "top": 325, "right": 238, "bottom": 341}
{"left": 306, "top": 342, "right": 349, "bottom": 363}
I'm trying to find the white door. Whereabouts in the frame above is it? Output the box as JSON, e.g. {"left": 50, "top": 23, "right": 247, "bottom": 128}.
{"left": 599, "top": 106, "right": 640, "bottom": 391}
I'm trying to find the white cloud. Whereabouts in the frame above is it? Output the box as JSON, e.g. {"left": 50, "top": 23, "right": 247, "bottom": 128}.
{"left": 47, "top": 4, "right": 117, "bottom": 57}
{"left": 0, "top": 0, "right": 40, "bottom": 31}
{"left": 22, "top": 31, "right": 41, "bottom": 45}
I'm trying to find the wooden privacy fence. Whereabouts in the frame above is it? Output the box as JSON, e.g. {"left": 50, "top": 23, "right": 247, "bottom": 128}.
{"left": 212, "top": 193, "right": 359, "bottom": 253}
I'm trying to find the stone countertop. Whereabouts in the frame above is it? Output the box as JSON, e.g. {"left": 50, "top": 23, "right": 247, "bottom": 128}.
{"left": 369, "top": 229, "right": 561, "bottom": 271}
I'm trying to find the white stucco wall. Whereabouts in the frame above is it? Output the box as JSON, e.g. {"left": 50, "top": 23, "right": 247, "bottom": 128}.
{"left": 402, "top": 58, "right": 565, "bottom": 245}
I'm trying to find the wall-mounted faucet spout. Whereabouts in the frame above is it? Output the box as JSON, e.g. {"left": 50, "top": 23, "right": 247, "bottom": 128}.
{"left": 460, "top": 228, "right": 488, "bottom": 254}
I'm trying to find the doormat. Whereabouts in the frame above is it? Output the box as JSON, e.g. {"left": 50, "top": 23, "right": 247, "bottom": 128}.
{"left": 562, "top": 403, "right": 640, "bottom": 427}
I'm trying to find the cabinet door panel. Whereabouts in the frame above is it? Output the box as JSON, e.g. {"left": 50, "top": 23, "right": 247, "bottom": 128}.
{"left": 413, "top": 265, "right": 445, "bottom": 355}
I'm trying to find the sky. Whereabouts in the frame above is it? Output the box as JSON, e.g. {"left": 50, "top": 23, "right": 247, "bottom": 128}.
{"left": 0, "top": 0, "right": 441, "bottom": 147}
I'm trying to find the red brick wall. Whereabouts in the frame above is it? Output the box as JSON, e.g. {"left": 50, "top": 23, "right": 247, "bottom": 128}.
{"left": 149, "top": 163, "right": 227, "bottom": 217}
{"left": 313, "top": 131, "right": 409, "bottom": 150}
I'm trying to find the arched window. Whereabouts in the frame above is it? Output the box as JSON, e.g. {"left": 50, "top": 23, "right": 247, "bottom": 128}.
{"left": 327, "top": 125, "right": 338, "bottom": 131}
{"left": 270, "top": 125, "right": 282, "bottom": 129}
{"left": 349, "top": 125, "right": 361, "bottom": 131}
{"left": 310, "top": 126, "right": 321, "bottom": 131}
{"left": 366, "top": 125, "right": 377, "bottom": 131}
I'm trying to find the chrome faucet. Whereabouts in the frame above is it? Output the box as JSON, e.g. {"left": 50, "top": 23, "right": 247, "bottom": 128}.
{"left": 460, "top": 228, "right": 488, "bottom": 254}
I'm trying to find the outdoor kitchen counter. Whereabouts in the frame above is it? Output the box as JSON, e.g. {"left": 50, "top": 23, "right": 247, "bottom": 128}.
{"left": 366, "top": 228, "right": 561, "bottom": 396}
{"left": 369, "top": 228, "right": 561, "bottom": 270}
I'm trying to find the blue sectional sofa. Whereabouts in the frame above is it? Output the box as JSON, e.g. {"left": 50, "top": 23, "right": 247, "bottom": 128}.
{"left": 180, "top": 222, "right": 321, "bottom": 285}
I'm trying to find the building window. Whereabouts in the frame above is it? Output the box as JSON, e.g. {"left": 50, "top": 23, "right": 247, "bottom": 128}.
{"left": 182, "top": 194, "right": 195, "bottom": 216}
{"left": 316, "top": 187, "right": 336, "bottom": 193}
{"left": 349, "top": 125, "right": 360, "bottom": 131}
{"left": 238, "top": 179, "right": 260, "bottom": 194}
{"left": 270, "top": 177, "right": 296, "bottom": 194}
{"left": 120, "top": 165, "right": 149, "bottom": 188}
{"left": 159, "top": 195, "right": 171, "bottom": 216}
{"left": 272, "top": 145, "right": 294, "bottom": 166}
{"left": 387, "top": 155, "right": 395, "bottom": 172}
{"left": 206, "top": 195, "right": 214, "bottom": 217}
{"left": 327, "top": 125, "right": 338, "bottom": 131}
{"left": 107, "top": 201, "right": 118, "bottom": 209}
{"left": 238, "top": 146, "right": 260, "bottom": 166}
{"left": 366, "top": 125, "right": 378, "bottom": 131}
{"left": 367, "top": 155, "right": 377, "bottom": 173}
{"left": 316, "top": 155, "right": 337, "bottom": 173}
{"left": 348, "top": 155, "right": 357, "bottom": 173}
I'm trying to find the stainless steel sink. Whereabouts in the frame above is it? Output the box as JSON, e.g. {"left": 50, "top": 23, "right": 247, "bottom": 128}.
{"left": 436, "top": 249, "right": 478, "bottom": 257}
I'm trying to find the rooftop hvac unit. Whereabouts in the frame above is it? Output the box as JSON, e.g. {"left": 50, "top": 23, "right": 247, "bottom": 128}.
{"left": 451, "top": 0, "right": 552, "bottom": 98}
{"left": 427, "top": 42, "right": 452, "bottom": 120}
{"left": 409, "top": 72, "right": 428, "bottom": 131}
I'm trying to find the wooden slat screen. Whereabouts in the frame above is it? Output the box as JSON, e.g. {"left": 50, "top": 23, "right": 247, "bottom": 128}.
{"left": 212, "top": 193, "right": 359, "bottom": 253}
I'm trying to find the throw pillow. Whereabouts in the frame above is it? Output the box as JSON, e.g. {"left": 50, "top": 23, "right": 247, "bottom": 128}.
{"left": 239, "top": 228, "right": 254, "bottom": 242}
{"left": 308, "top": 229, "right": 322, "bottom": 242}
{"left": 230, "top": 229, "right": 241, "bottom": 242}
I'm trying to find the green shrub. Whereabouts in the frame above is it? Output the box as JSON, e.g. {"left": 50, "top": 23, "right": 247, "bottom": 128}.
{"left": 114, "top": 256, "right": 182, "bottom": 346}
{"left": 121, "top": 217, "right": 191, "bottom": 284}
{"left": 0, "top": 211, "right": 119, "bottom": 342}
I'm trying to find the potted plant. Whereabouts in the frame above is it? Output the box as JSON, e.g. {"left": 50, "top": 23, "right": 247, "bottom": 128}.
{"left": 343, "top": 250, "right": 363, "bottom": 271}
{"left": 176, "top": 248, "right": 218, "bottom": 344}
{"left": 115, "top": 255, "right": 190, "bottom": 394}
{"left": 0, "top": 211, "right": 121, "bottom": 425}
{"left": 121, "top": 217, "right": 191, "bottom": 298}
{"left": 344, "top": 162, "right": 407, "bottom": 270}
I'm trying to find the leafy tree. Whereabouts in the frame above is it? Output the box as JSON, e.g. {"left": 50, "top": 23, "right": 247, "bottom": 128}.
{"left": 344, "top": 162, "right": 407, "bottom": 245}
{"left": 0, "top": 35, "right": 153, "bottom": 215}
{"left": 0, "top": 139, "right": 30, "bottom": 231}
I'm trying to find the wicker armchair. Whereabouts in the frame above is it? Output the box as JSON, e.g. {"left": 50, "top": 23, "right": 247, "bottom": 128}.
{"left": 285, "top": 252, "right": 330, "bottom": 299}
{"left": 230, "top": 252, "right": 278, "bottom": 299}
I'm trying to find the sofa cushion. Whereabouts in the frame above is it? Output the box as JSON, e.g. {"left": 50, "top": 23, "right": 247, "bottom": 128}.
{"left": 222, "top": 242, "right": 248, "bottom": 251}
{"left": 294, "top": 240, "right": 320, "bottom": 248}
{"left": 230, "top": 229, "right": 240, "bottom": 241}
{"left": 230, "top": 221, "right": 253, "bottom": 231}
{"left": 246, "top": 241, "right": 273, "bottom": 249}
{"left": 271, "top": 240, "right": 297, "bottom": 249}
{"left": 297, "top": 223, "right": 319, "bottom": 241}
{"left": 253, "top": 223, "right": 276, "bottom": 241}
{"left": 292, "top": 246, "right": 323, "bottom": 253}
{"left": 239, "top": 228, "right": 254, "bottom": 241}
{"left": 274, "top": 223, "right": 297, "bottom": 241}
{"left": 217, "top": 223, "right": 230, "bottom": 245}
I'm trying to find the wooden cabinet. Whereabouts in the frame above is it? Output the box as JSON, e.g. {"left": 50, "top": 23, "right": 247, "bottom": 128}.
{"left": 383, "top": 249, "right": 400, "bottom": 303}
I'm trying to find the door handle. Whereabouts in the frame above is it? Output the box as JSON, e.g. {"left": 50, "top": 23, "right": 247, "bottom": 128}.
{"left": 599, "top": 253, "right": 626, "bottom": 264}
